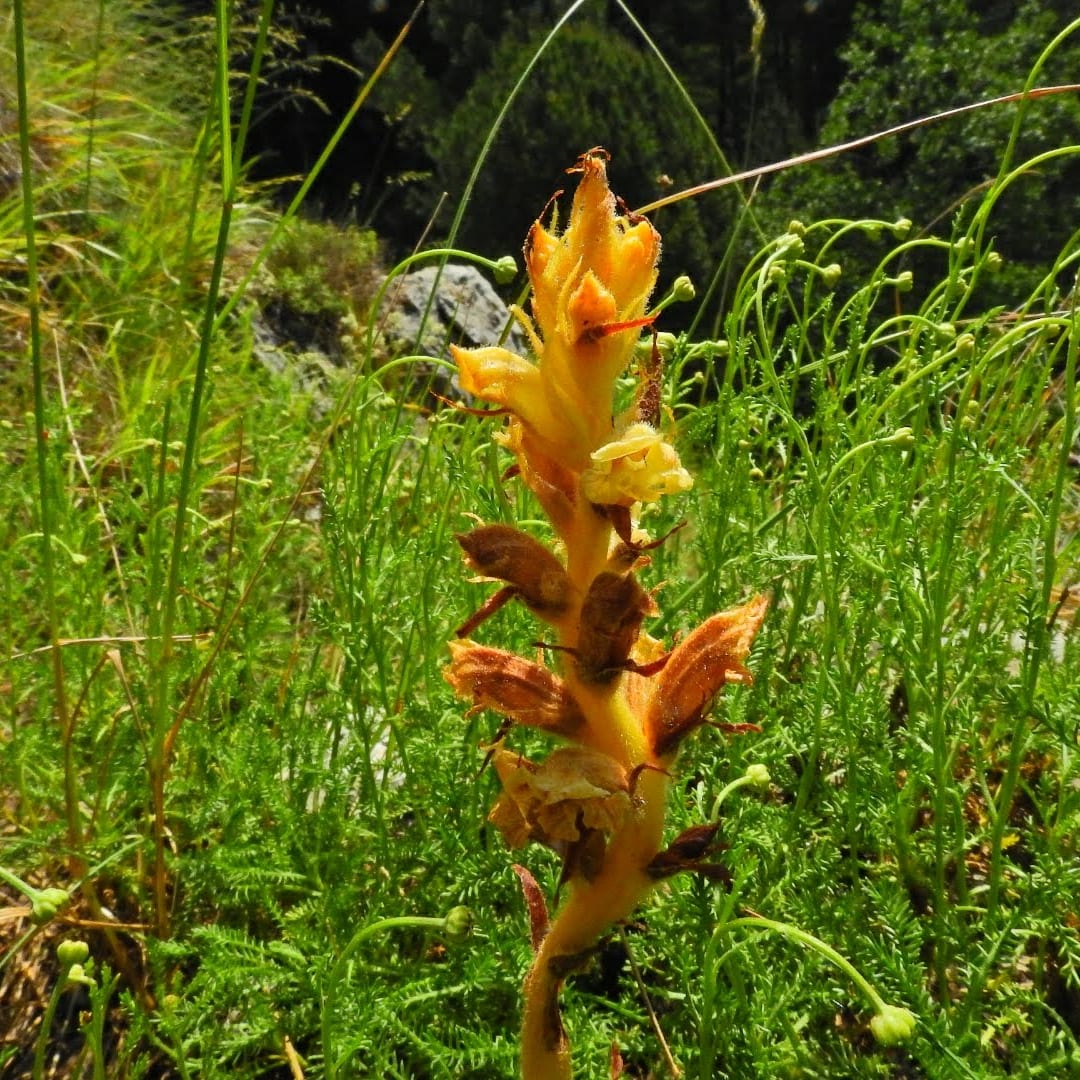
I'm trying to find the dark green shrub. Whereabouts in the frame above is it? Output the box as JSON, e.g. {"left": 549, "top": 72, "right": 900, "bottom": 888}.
{"left": 431, "top": 21, "right": 730, "bottom": 301}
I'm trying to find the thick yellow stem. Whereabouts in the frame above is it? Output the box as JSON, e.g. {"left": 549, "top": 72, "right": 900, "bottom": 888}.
{"left": 520, "top": 764, "right": 669, "bottom": 1078}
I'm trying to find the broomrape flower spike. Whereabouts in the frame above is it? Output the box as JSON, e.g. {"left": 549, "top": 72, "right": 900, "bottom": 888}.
{"left": 446, "top": 149, "right": 768, "bottom": 1078}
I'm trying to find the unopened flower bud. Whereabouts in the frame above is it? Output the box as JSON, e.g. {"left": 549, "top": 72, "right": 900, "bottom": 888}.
{"left": 956, "top": 333, "right": 976, "bottom": 360}
{"left": 57, "top": 940, "right": 90, "bottom": 968}
{"left": 767, "top": 263, "right": 787, "bottom": 285}
{"left": 744, "top": 764, "right": 770, "bottom": 789}
{"left": 31, "top": 887, "right": 70, "bottom": 925}
{"left": 671, "top": 275, "right": 695, "bottom": 302}
{"left": 886, "top": 427, "right": 914, "bottom": 450}
{"left": 65, "top": 963, "right": 96, "bottom": 988}
{"left": 894, "top": 271, "right": 914, "bottom": 293}
{"left": 492, "top": 256, "right": 518, "bottom": 284}
{"left": 935, "top": 322, "right": 956, "bottom": 343}
{"left": 787, "top": 219, "right": 806, "bottom": 237}
{"left": 443, "top": 906, "right": 474, "bottom": 943}
{"left": 892, "top": 217, "right": 912, "bottom": 239}
{"left": 821, "top": 263, "right": 842, "bottom": 289}
{"left": 986, "top": 251, "right": 1004, "bottom": 273}
{"left": 870, "top": 1004, "right": 916, "bottom": 1046}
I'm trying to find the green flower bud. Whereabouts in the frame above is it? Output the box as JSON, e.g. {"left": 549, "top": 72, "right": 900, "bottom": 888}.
{"left": 31, "top": 887, "right": 70, "bottom": 925}
{"left": 786, "top": 219, "right": 806, "bottom": 237}
{"left": 57, "top": 940, "right": 90, "bottom": 968}
{"left": 985, "top": 251, "right": 1004, "bottom": 273}
{"left": 744, "top": 763, "right": 771, "bottom": 789}
{"left": 935, "top": 322, "right": 956, "bottom": 343}
{"left": 821, "top": 263, "right": 842, "bottom": 289}
{"left": 778, "top": 232, "right": 805, "bottom": 258}
{"left": 892, "top": 217, "right": 912, "bottom": 239}
{"left": 671, "top": 275, "right": 696, "bottom": 302}
{"left": 64, "top": 963, "right": 96, "bottom": 989}
{"left": 748, "top": 466, "right": 765, "bottom": 481}
{"left": 443, "top": 905, "right": 474, "bottom": 943}
{"left": 767, "top": 263, "right": 787, "bottom": 285}
{"left": 955, "top": 332, "right": 976, "bottom": 360}
{"left": 894, "top": 271, "right": 914, "bottom": 293}
{"left": 886, "top": 426, "right": 915, "bottom": 450}
{"left": 870, "top": 1004, "right": 916, "bottom": 1046}
{"left": 492, "top": 256, "right": 518, "bottom": 285}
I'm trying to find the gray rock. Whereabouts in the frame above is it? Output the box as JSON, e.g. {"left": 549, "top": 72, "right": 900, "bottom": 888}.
{"left": 373, "top": 263, "right": 529, "bottom": 400}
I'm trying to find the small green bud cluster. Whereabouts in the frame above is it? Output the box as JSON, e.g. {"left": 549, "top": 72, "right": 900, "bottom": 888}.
{"left": 744, "top": 763, "right": 771, "bottom": 789}
{"left": 31, "top": 887, "right": 70, "bottom": 925}
{"left": 56, "top": 939, "right": 96, "bottom": 988}
{"left": 767, "top": 263, "right": 787, "bottom": 286}
{"left": 870, "top": 1004, "right": 917, "bottom": 1046}
{"left": 443, "top": 905, "right": 474, "bottom": 943}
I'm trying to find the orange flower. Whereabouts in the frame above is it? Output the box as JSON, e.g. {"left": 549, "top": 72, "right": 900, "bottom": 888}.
{"left": 452, "top": 149, "right": 663, "bottom": 475}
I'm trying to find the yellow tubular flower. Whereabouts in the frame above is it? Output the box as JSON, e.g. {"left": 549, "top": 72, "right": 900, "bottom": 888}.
{"left": 447, "top": 150, "right": 766, "bottom": 1079}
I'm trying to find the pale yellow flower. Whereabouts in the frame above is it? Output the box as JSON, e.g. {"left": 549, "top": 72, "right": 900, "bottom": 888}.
{"left": 580, "top": 421, "right": 692, "bottom": 507}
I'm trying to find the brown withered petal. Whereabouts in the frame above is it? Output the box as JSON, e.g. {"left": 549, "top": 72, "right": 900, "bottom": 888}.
{"left": 645, "top": 594, "right": 768, "bottom": 758}
{"left": 488, "top": 747, "right": 631, "bottom": 850}
{"left": 444, "top": 641, "right": 585, "bottom": 736}
{"left": 511, "top": 863, "right": 550, "bottom": 952}
{"left": 557, "top": 826, "right": 609, "bottom": 892}
{"left": 645, "top": 822, "right": 731, "bottom": 884}
{"left": 457, "top": 524, "right": 571, "bottom": 616}
{"left": 576, "top": 571, "right": 657, "bottom": 684}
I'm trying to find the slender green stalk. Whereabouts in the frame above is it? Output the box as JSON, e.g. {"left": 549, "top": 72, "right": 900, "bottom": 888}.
{"left": 709, "top": 915, "right": 915, "bottom": 1039}
{"left": 13, "top": 0, "right": 79, "bottom": 866}
{"left": 322, "top": 912, "right": 469, "bottom": 1080}
{"left": 149, "top": 0, "right": 254, "bottom": 938}
{"left": 986, "top": 304, "right": 1077, "bottom": 916}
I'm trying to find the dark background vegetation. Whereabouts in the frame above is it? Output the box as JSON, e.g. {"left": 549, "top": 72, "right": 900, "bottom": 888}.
{"left": 237, "top": 0, "right": 1080, "bottom": 312}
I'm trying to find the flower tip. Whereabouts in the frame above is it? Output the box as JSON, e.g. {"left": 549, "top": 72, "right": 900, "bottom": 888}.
{"left": 870, "top": 1004, "right": 916, "bottom": 1046}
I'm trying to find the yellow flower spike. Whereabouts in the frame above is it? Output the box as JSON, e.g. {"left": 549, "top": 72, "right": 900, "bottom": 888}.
{"left": 447, "top": 151, "right": 765, "bottom": 1080}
